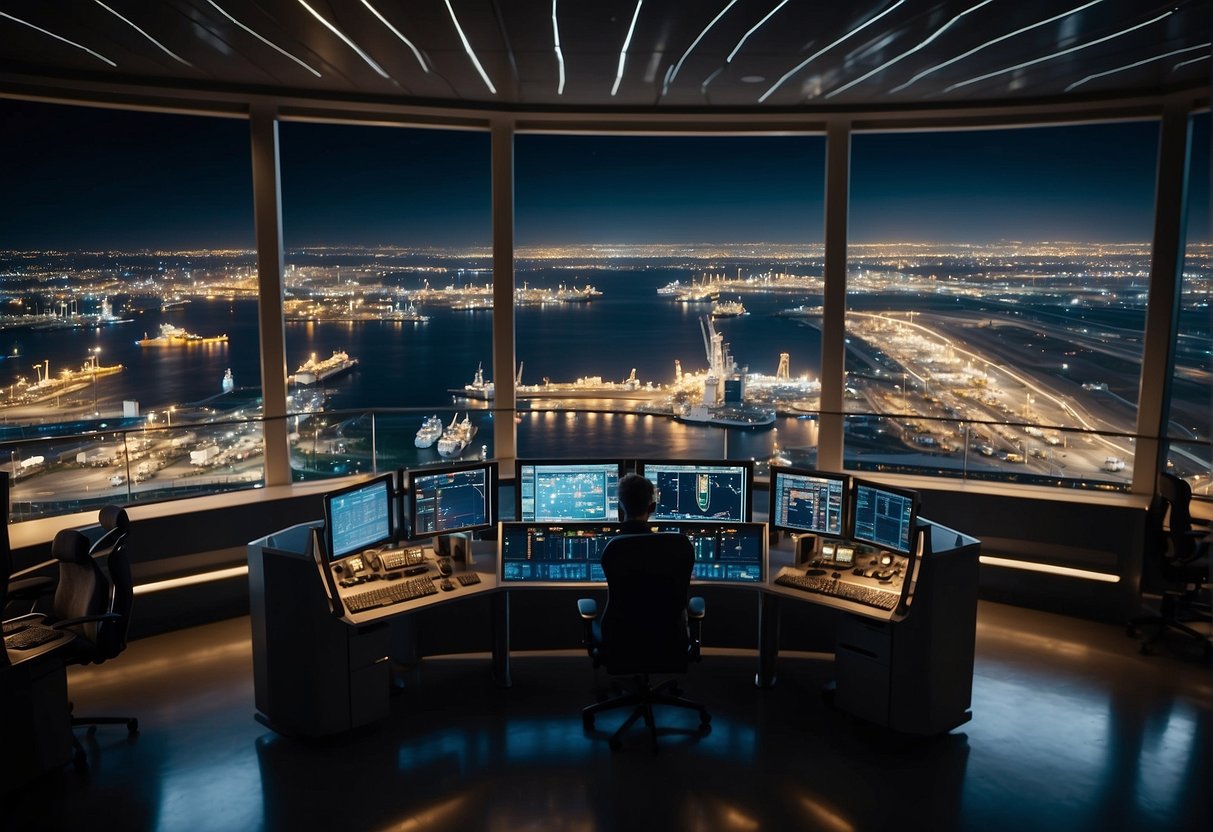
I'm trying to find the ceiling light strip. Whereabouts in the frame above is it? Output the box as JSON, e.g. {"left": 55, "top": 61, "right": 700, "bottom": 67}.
{"left": 553, "top": 0, "right": 565, "bottom": 95}
{"left": 944, "top": 11, "right": 1172, "bottom": 93}
{"left": 1065, "top": 43, "right": 1212, "bottom": 91}
{"left": 611, "top": 0, "right": 644, "bottom": 96}
{"left": 891, "top": 0, "right": 1106, "bottom": 93}
{"left": 663, "top": 0, "right": 742, "bottom": 95}
{"left": 442, "top": 0, "right": 496, "bottom": 94}
{"left": 979, "top": 555, "right": 1120, "bottom": 583}
{"left": 93, "top": 1, "right": 192, "bottom": 67}
{"left": 0, "top": 11, "right": 116, "bottom": 67}
{"left": 360, "top": 0, "right": 427, "bottom": 73}
{"left": 826, "top": 0, "right": 996, "bottom": 99}
{"left": 1172, "top": 54, "right": 1211, "bottom": 71}
{"left": 296, "top": 0, "right": 390, "bottom": 79}
{"left": 758, "top": 0, "right": 905, "bottom": 103}
{"left": 204, "top": 0, "right": 320, "bottom": 78}
{"left": 727, "top": 0, "right": 791, "bottom": 63}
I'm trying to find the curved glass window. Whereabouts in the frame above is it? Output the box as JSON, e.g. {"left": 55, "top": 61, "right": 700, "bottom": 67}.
{"left": 846, "top": 122, "right": 1160, "bottom": 489}
{"left": 278, "top": 123, "right": 491, "bottom": 479}
{"left": 514, "top": 134, "right": 825, "bottom": 472}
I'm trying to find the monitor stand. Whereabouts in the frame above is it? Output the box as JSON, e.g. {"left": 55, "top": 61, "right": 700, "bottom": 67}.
{"left": 794, "top": 534, "right": 818, "bottom": 565}
{"left": 433, "top": 532, "right": 472, "bottom": 564}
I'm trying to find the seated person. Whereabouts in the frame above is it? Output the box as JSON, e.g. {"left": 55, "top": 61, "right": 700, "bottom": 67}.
{"left": 601, "top": 474, "right": 694, "bottom": 644}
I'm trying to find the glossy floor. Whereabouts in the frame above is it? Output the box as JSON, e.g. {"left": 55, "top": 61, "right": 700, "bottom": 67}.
{"left": 7, "top": 601, "right": 1211, "bottom": 831}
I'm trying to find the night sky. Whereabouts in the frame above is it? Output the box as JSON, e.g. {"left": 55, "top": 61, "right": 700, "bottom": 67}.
{"left": 0, "top": 98, "right": 1207, "bottom": 250}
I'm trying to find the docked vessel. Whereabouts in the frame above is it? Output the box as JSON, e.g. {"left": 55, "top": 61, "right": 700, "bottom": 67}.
{"left": 437, "top": 413, "right": 478, "bottom": 458}
{"left": 291, "top": 350, "right": 358, "bottom": 385}
{"left": 137, "top": 323, "right": 228, "bottom": 347}
{"left": 676, "top": 403, "right": 776, "bottom": 429}
{"left": 460, "top": 363, "right": 495, "bottom": 400}
{"left": 710, "top": 299, "right": 748, "bottom": 317}
{"left": 386, "top": 302, "right": 430, "bottom": 323}
{"left": 414, "top": 415, "right": 443, "bottom": 448}
{"left": 454, "top": 363, "right": 662, "bottom": 401}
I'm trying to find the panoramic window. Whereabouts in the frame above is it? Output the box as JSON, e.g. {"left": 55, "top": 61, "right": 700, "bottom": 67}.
{"left": 1167, "top": 112, "right": 1211, "bottom": 497}
{"left": 0, "top": 99, "right": 255, "bottom": 518}
{"left": 514, "top": 134, "right": 826, "bottom": 471}
{"left": 278, "top": 123, "right": 490, "bottom": 480}
{"left": 846, "top": 122, "right": 1161, "bottom": 489}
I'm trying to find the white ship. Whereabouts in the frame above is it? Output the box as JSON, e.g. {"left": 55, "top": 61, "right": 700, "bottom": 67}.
{"left": 221, "top": 368, "right": 234, "bottom": 393}
{"left": 461, "top": 363, "right": 495, "bottom": 400}
{"left": 414, "top": 415, "right": 443, "bottom": 448}
{"left": 291, "top": 350, "right": 358, "bottom": 385}
{"left": 437, "top": 413, "right": 478, "bottom": 458}
{"left": 676, "top": 403, "right": 776, "bottom": 429}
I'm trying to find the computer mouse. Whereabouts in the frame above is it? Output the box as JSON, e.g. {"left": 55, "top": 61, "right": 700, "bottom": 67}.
{"left": 852, "top": 567, "right": 865, "bottom": 575}
{"left": 831, "top": 572, "right": 841, "bottom": 580}
{"left": 440, "top": 579, "right": 454, "bottom": 591}
{"left": 385, "top": 571, "right": 402, "bottom": 581}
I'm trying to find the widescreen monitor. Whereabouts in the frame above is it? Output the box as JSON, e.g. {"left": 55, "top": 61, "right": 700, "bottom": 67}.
{"left": 515, "top": 459, "right": 624, "bottom": 522}
{"left": 497, "top": 520, "right": 766, "bottom": 585}
{"left": 408, "top": 461, "right": 498, "bottom": 539}
{"left": 768, "top": 467, "right": 849, "bottom": 537}
{"left": 849, "top": 478, "right": 919, "bottom": 556}
{"left": 322, "top": 473, "right": 395, "bottom": 562}
{"left": 637, "top": 460, "right": 753, "bottom": 522}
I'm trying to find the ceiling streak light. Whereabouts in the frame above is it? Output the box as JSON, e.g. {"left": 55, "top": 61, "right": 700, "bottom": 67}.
{"left": 0, "top": 12, "right": 116, "bottom": 67}
{"left": 93, "top": 1, "right": 192, "bottom": 66}
{"left": 891, "top": 0, "right": 1106, "bottom": 93}
{"left": 1065, "top": 43, "right": 1212, "bottom": 91}
{"left": 663, "top": 0, "right": 742, "bottom": 96}
{"left": 1172, "top": 54, "right": 1211, "bottom": 72}
{"left": 727, "top": 0, "right": 791, "bottom": 63}
{"left": 944, "top": 11, "right": 1173, "bottom": 93}
{"left": 442, "top": 0, "right": 496, "bottom": 94}
{"left": 203, "top": 0, "right": 320, "bottom": 78}
{"left": 758, "top": 0, "right": 905, "bottom": 103}
{"left": 553, "top": 0, "right": 565, "bottom": 95}
{"left": 825, "top": 0, "right": 996, "bottom": 99}
{"left": 296, "top": 0, "right": 390, "bottom": 79}
{"left": 360, "top": 0, "right": 428, "bottom": 72}
{"left": 612, "top": 0, "right": 644, "bottom": 96}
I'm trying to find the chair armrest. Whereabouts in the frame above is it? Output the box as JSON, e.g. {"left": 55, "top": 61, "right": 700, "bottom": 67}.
{"left": 4, "top": 612, "right": 45, "bottom": 626}
{"left": 577, "top": 598, "right": 599, "bottom": 620}
{"left": 5, "top": 575, "right": 54, "bottom": 600}
{"left": 52, "top": 612, "right": 121, "bottom": 630}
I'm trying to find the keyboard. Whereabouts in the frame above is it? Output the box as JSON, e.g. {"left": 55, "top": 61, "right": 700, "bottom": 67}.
{"left": 381, "top": 547, "right": 425, "bottom": 570}
{"left": 3, "top": 619, "right": 31, "bottom": 635}
{"left": 344, "top": 576, "right": 438, "bottom": 613}
{"left": 774, "top": 570, "right": 901, "bottom": 611}
{"left": 4, "top": 624, "right": 63, "bottom": 650}
{"left": 455, "top": 573, "right": 481, "bottom": 587}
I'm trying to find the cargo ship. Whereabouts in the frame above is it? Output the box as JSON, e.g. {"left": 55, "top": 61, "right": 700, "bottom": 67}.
{"left": 437, "top": 413, "right": 478, "bottom": 458}
{"left": 137, "top": 323, "right": 228, "bottom": 347}
{"left": 291, "top": 350, "right": 358, "bottom": 386}
{"left": 710, "top": 299, "right": 747, "bottom": 317}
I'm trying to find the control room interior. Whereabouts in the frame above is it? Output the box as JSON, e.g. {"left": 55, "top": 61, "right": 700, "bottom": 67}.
{"left": 0, "top": 2, "right": 1210, "bottom": 830}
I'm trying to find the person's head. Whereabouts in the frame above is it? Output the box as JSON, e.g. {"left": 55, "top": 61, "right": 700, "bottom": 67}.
{"left": 617, "top": 473, "right": 656, "bottom": 522}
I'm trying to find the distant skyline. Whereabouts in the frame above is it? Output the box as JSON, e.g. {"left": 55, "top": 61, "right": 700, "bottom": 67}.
{"left": 0, "top": 98, "right": 1207, "bottom": 250}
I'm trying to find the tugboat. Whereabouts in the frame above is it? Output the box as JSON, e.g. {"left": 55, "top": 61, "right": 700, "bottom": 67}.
{"left": 437, "top": 413, "right": 477, "bottom": 459}
{"left": 414, "top": 415, "right": 443, "bottom": 448}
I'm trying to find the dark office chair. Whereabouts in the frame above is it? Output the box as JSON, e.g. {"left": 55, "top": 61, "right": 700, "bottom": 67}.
{"left": 14, "top": 507, "right": 139, "bottom": 766}
{"left": 576, "top": 531, "right": 710, "bottom": 751}
{"left": 1128, "top": 473, "right": 1211, "bottom": 657}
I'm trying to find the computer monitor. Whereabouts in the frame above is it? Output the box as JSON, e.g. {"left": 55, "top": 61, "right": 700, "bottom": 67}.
{"left": 322, "top": 473, "right": 395, "bottom": 562}
{"left": 768, "top": 467, "right": 849, "bottom": 537}
{"left": 637, "top": 459, "right": 753, "bottom": 522}
{"left": 515, "top": 459, "right": 624, "bottom": 522}
{"left": 849, "top": 478, "right": 919, "bottom": 556}
{"left": 408, "top": 460, "right": 498, "bottom": 539}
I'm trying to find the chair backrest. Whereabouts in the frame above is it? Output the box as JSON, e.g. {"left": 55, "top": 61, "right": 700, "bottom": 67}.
{"left": 51, "top": 528, "right": 108, "bottom": 644}
{"left": 92, "top": 505, "right": 133, "bottom": 661}
{"left": 599, "top": 532, "right": 695, "bottom": 675}
{"left": 1157, "top": 472, "right": 1197, "bottom": 562}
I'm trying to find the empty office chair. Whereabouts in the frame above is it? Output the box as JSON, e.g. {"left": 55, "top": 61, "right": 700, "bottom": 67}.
{"left": 576, "top": 532, "right": 710, "bottom": 751}
{"left": 1128, "top": 473, "right": 1211, "bottom": 656}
